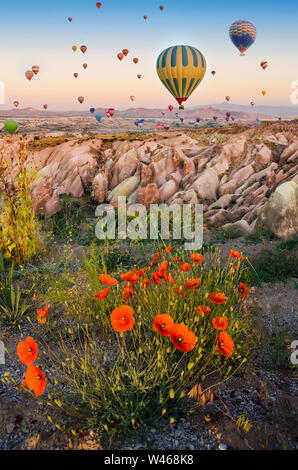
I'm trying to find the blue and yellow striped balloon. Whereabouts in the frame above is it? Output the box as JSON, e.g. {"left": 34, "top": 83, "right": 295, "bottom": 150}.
{"left": 156, "top": 45, "right": 206, "bottom": 106}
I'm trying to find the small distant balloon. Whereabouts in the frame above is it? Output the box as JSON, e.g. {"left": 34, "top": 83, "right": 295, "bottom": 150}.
{"left": 78, "top": 96, "right": 84, "bottom": 104}
{"left": 133, "top": 57, "right": 139, "bottom": 64}
{"left": 117, "top": 53, "right": 124, "bottom": 61}
{"left": 226, "top": 112, "right": 231, "bottom": 118}
{"left": 80, "top": 45, "right": 87, "bottom": 54}
{"left": 74, "top": 73, "right": 78, "bottom": 78}
{"left": 4, "top": 120, "right": 18, "bottom": 135}
{"left": 96, "top": 2, "right": 101, "bottom": 8}
{"left": 213, "top": 116, "right": 217, "bottom": 121}
{"left": 90, "top": 108, "right": 95, "bottom": 114}
{"left": 83, "top": 63, "right": 88, "bottom": 69}
{"left": 196, "top": 117, "right": 200, "bottom": 122}
{"left": 168, "top": 105, "right": 173, "bottom": 112}
{"left": 122, "top": 49, "right": 129, "bottom": 56}
{"left": 108, "top": 108, "right": 115, "bottom": 117}
{"left": 260, "top": 61, "right": 268, "bottom": 70}
{"left": 211, "top": 70, "right": 216, "bottom": 75}
{"left": 72, "top": 46, "right": 77, "bottom": 51}
{"left": 137, "top": 74, "right": 142, "bottom": 79}
{"left": 68, "top": 17, "right": 72, "bottom": 22}
{"left": 32, "top": 65, "right": 40, "bottom": 75}
{"left": 25, "top": 70, "right": 34, "bottom": 81}
{"left": 226, "top": 96, "right": 230, "bottom": 102}
{"left": 144, "top": 15, "right": 147, "bottom": 20}
{"left": 250, "top": 101, "right": 255, "bottom": 106}
{"left": 262, "top": 90, "right": 266, "bottom": 96}
{"left": 13, "top": 101, "right": 19, "bottom": 108}
{"left": 130, "top": 96, "right": 135, "bottom": 101}
{"left": 229, "top": 20, "right": 257, "bottom": 56}
{"left": 43, "top": 104, "right": 48, "bottom": 110}
{"left": 95, "top": 113, "right": 102, "bottom": 122}
{"left": 160, "top": 6, "right": 164, "bottom": 11}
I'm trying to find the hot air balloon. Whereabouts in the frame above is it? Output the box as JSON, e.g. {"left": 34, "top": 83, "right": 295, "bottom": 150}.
{"left": 25, "top": 70, "right": 34, "bottom": 81}
{"left": 164, "top": 126, "right": 170, "bottom": 131}
{"left": 78, "top": 96, "right": 84, "bottom": 104}
{"left": 180, "top": 117, "right": 184, "bottom": 122}
{"left": 137, "top": 74, "right": 142, "bottom": 79}
{"left": 96, "top": 2, "right": 101, "bottom": 8}
{"left": 226, "top": 112, "right": 231, "bottom": 118}
{"left": 231, "top": 116, "right": 235, "bottom": 121}
{"left": 43, "top": 104, "right": 48, "bottom": 110}
{"left": 196, "top": 117, "right": 200, "bottom": 122}
{"left": 211, "top": 70, "right": 216, "bottom": 75}
{"left": 74, "top": 73, "right": 78, "bottom": 78}
{"left": 90, "top": 108, "right": 95, "bottom": 114}
{"left": 4, "top": 120, "right": 18, "bottom": 135}
{"left": 213, "top": 116, "right": 217, "bottom": 121}
{"left": 95, "top": 113, "right": 102, "bottom": 122}
{"left": 156, "top": 45, "right": 206, "bottom": 109}
{"left": 123, "top": 49, "right": 129, "bottom": 56}
{"left": 72, "top": 46, "right": 77, "bottom": 51}
{"left": 83, "top": 64, "right": 88, "bottom": 69}
{"left": 106, "top": 112, "right": 111, "bottom": 118}
{"left": 68, "top": 17, "right": 72, "bottom": 22}
{"left": 118, "top": 53, "right": 124, "bottom": 61}
{"left": 144, "top": 15, "right": 147, "bottom": 20}
{"left": 13, "top": 101, "right": 19, "bottom": 108}
{"left": 250, "top": 101, "right": 255, "bottom": 106}
{"left": 262, "top": 90, "right": 266, "bottom": 96}
{"left": 160, "top": 6, "right": 164, "bottom": 11}
{"left": 130, "top": 96, "right": 135, "bottom": 101}
{"left": 32, "top": 65, "right": 40, "bottom": 75}
{"left": 229, "top": 20, "right": 257, "bottom": 56}
{"left": 133, "top": 58, "right": 139, "bottom": 64}
{"left": 80, "top": 45, "right": 87, "bottom": 54}
{"left": 226, "top": 96, "right": 230, "bottom": 102}
{"left": 260, "top": 61, "right": 268, "bottom": 70}
{"left": 161, "top": 112, "right": 165, "bottom": 116}
{"left": 108, "top": 108, "right": 115, "bottom": 117}
{"left": 168, "top": 105, "right": 174, "bottom": 111}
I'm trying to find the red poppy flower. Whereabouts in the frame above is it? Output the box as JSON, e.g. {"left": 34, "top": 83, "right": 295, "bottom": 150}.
{"left": 24, "top": 364, "right": 46, "bottom": 396}
{"left": 17, "top": 337, "right": 38, "bottom": 366}
{"left": 172, "top": 257, "right": 181, "bottom": 263}
{"left": 190, "top": 253, "right": 204, "bottom": 264}
{"left": 209, "top": 292, "right": 228, "bottom": 304}
{"left": 195, "top": 305, "right": 211, "bottom": 315}
{"left": 238, "top": 282, "right": 249, "bottom": 298}
{"left": 37, "top": 303, "right": 49, "bottom": 324}
{"left": 158, "top": 260, "right": 168, "bottom": 273}
{"left": 142, "top": 278, "right": 150, "bottom": 288}
{"left": 151, "top": 272, "right": 162, "bottom": 285}
{"left": 212, "top": 316, "right": 228, "bottom": 331}
{"left": 164, "top": 271, "right": 175, "bottom": 284}
{"left": 217, "top": 331, "right": 234, "bottom": 358}
{"left": 99, "top": 274, "right": 118, "bottom": 285}
{"left": 120, "top": 267, "right": 140, "bottom": 283}
{"left": 122, "top": 287, "right": 134, "bottom": 301}
{"left": 180, "top": 262, "right": 191, "bottom": 272}
{"left": 229, "top": 250, "right": 245, "bottom": 259}
{"left": 164, "top": 245, "right": 172, "bottom": 253}
{"left": 92, "top": 286, "right": 111, "bottom": 300}
{"left": 184, "top": 278, "right": 201, "bottom": 291}
{"left": 138, "top": 268, "right": 145, "bottom": 278}
{"left": 174, "top": 287, "right": 186, "bottom": 297}
{"left": 150, "top": 252, "right": 161, "bottom": 266}
{"left": 153, "top": 314, "right": 174, "bottom": 336}
{"left": 111, "top": 306, "right": 134, "bottom": 332}
{"left": 170, "top": 324, "right": 196, "bottom": 353}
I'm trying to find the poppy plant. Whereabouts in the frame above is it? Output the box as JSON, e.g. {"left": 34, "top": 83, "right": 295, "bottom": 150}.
{"left": 122, "top": 287, "right": 134, "bottom": 301}
{"left": 190, "top": 253, "right": 204, "bottom": 264}
{"left": 195, "top": 305, "right": 211, "bottom": 315}
{"left": 151, "top": 272, "right": 162, "bottom": 285}
{"left": 164, "top": 244, "right": 172, "bottom": 253}
{"left": 170, "top": 323, "right": 196, "bottom": 353}
{"left": 120, "top": 267, "right": 140, "bottom": 283}
{"left": 184, "top": 278, "right": 201, "bottom": 291}
{"left": 229, "top": 250, "right": 245, "bottom": 259}
{"left": 36, "top": 303, "right": 49, "bottom": 324}
{"left": 212, "top": 316, "right": 228, "bottom": 331}
{"left": 209, "top": 292, "right": 228, "bottom": 304}
{"left": 24, "top": 364, "right": 46, "bottom": 396}
{"left": 150, "top": 252, "right": 161, "bottom": 266}
{"left": 217, "top": 331, "right": 234, "bottom": 358}
{"left": 99, "top": 274, "right": 118, "bottom": 286}
{"left": 153, "top": 314, "right": 174, "bottom": 336}
{"left": 158, "top": 261, "right": 168, "bottom": 274}
{"left": 163, "top": 271, "right": 175, "bottom": 284}
{"left": 238, "top": 282, "right": 249, "bottom": 298}
{"left": 142, "top": 278, "right": 150, "bottom": 288}
{"left": 180, "top": 262, "right": 190, "bottom": 272}
{"left": 92, "top": 286, "right": 111, "bottom": 300}
{"left": 17, "top": 337, "right": 38, "bottom": 366}
{"left": 174, "top": 287, "right": 185, "bottom": 297}
{"left": 111, "top": 306, "right": 134, "bottom": 332}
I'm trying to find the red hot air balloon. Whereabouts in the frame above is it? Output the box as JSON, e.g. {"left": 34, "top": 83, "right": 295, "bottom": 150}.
{"left": 137, "top": 74, "right": 142, "bottom": 79}
{"left": 260, "top": 61, "right": 268, "bottom": 70}
{"left": 160, "top": 6, "right": 164, "bottom": 11}
{"left": 250, "top": 101, "right": 255, "bottom": 106}
{"left": 122, "top": 49, "right": 129, "bottom": 56}
{"left": 68, "top": 17, "right": 72, "bottom": 22}
{"left": 106, "top": 112, "right": 111, "bottom": 118}
{"left": 96, "top": 2, "right": 101, "bottom": 8}
{"left": 133, "top": 58, "right": 139, "bottom": 64}
{"left": 226, "top": 112, "right": 231, "bottom": 118}
{"left": 80, "top": 45, "right": 87, "bottom": 54}
{"left": 144, "top": 15, "right": 147, "bottom": 20}
{"left": 117, "top": 53, "right": 124, "bottom": 61}
{"left": 74, "top": 73, "right": 79, "bottom": 78}
{"left": 83, "top": 63, "right": 87, "bottom": 69}
{"left": 108, "top": 108, "right": 115, "bottom": 117}
{"left": 32, "top": 65, "right": 40, "bottom": 75}
{"left": 25, "top": 70, "right": 34, "bottom": 81}
{"left": 13, "top": 101, "right": 19, "bottom": 108}
{"left": 43, "top": 104, "right": 48, "bottom": 110}
{"left": 168, "top": 105, "right": 174, "bottom": 111}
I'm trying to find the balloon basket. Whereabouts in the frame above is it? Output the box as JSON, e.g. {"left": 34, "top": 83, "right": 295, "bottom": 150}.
{"left": 240, "top": 53, "right": 245, "bottom": 57}
{"left": 179, "top": 105, "right": 184, "bottom": 110}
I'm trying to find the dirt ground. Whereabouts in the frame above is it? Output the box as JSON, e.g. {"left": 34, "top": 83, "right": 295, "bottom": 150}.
{"left": 0, "top": 235, "right": 297, "bottom": 450}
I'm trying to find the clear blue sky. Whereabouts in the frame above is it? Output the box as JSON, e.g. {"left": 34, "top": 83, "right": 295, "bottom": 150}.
{"left": 0, "top": 0, "right": 297, "bottom": 110}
